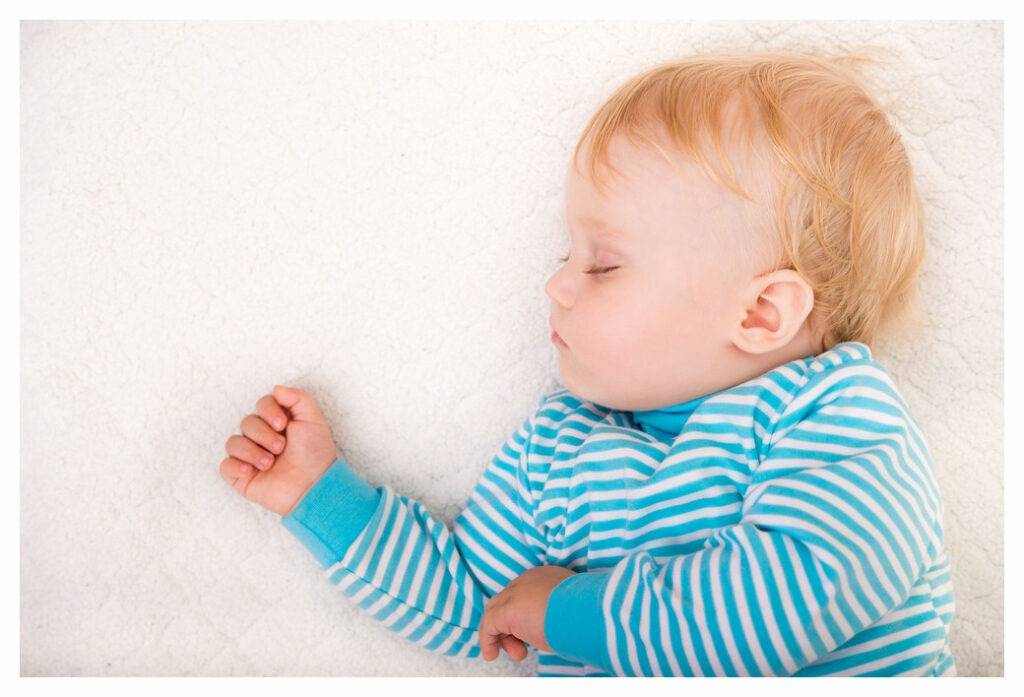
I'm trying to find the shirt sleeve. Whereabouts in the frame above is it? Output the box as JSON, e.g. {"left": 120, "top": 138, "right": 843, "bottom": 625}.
{"left": 543, "top": 366, "right": 946, "bottom": 676}
{"left": 280, "top": 396, "right": 548, "bottom": 659}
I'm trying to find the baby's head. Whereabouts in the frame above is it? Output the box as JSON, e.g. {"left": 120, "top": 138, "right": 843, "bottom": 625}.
{"left": 545, "top": 49, "right": 926, "bottom": 412}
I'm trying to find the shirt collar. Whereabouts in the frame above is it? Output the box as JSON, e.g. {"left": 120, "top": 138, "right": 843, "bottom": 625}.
{"left": 630, "top": 390, "right": 721, "bottom": 442}
{"left": 625, "top": 342, "right": 868, "bottom": 443}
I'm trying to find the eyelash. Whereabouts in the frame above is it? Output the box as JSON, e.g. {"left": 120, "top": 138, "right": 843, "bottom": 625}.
{"left": 557, "top": 255, "right": 619, "bottom": 275}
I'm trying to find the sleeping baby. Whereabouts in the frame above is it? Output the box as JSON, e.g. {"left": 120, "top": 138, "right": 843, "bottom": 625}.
{"left": 219, "top": 48, "right": 956, "bottom": 676}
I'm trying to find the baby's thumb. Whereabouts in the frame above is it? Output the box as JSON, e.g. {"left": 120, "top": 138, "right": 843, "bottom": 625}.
{"left": 272, "top": 385, "right": 328, "bottom": 425}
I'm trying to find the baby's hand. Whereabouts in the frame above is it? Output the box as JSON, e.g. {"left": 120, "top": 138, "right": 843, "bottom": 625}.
{"left": 220, "top": 385, "right": 338, "bottom": 517}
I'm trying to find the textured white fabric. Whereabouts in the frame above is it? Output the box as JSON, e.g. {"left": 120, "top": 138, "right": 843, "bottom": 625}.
{"left": 20, "top": 20, "right": 1002, "bottom": 676}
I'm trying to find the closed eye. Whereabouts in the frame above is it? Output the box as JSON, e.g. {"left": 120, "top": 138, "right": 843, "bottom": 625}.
{"left": 557, "top": 255, "right": 619, "bottom": 275}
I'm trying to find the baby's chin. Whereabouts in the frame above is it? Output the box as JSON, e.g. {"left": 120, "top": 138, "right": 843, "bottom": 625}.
{"left": 556, "top": 371, "right": 631, "bottom": 412}
{"left": 557, "top": 356, "right": 613, "bottom": 403}
{"left": 558, "top": 352, "right": 646, "bottom": 408}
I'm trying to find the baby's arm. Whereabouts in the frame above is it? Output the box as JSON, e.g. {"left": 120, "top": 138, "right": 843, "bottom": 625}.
{"left": 541, "top": 367, "right": 946, "bottom": 676}
{"left": 280, "top": 399, "right": 548, "bottom": 660}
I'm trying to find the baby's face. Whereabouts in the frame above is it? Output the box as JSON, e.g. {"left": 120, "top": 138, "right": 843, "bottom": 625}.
{"left": 545, "top": 131, "right": 771, "bottom": 412}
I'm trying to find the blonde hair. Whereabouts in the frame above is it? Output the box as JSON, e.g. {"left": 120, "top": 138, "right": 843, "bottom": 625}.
{"left": 572, "top": 48, "right": 928, "bottom": 353}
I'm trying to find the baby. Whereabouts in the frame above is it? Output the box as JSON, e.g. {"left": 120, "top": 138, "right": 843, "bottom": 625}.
{"left": 219, "top": 49, "right": 956, "bottom": 676}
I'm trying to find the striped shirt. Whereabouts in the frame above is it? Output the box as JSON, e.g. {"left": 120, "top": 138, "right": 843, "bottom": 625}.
{"left": 280, "top": 340, "right": 956, "bottom": 676}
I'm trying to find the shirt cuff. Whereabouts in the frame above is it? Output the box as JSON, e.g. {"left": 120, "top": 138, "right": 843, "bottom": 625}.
{"left": 544, "top": 569, "right": 612, "bottom": 669}
{"left": 279, "top": 456, "right": 382, "bottom": 569}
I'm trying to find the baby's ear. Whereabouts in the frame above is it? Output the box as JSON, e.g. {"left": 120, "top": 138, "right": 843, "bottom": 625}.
{"left": 729, "top": 269, "right": 815, "bottom": 355}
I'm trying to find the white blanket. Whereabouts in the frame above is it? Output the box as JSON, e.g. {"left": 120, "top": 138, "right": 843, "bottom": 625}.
{"left": 20, "top": 20, "right": 1002, "bottom": 676}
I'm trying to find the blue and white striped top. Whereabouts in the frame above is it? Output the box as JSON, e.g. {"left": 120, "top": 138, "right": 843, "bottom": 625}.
{"left": 280, "top": 341, "right": 956, "bottom": 676}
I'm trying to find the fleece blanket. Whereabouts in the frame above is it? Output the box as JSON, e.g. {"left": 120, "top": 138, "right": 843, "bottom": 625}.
{"left": 20, "top": 20, "right": 1002, "bottom": 676}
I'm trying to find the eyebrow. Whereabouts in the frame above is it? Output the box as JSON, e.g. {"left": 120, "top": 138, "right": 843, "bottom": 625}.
{"left": 571, "top": 215, "right": 625, "bottom": 236}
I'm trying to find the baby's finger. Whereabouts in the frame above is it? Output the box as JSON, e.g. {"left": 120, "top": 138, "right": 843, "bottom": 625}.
{"left": 257, "top": 394, "right": 290, "bottom": 432}
{"left": 219, "top": 457, "right": 256, "bottom": 495}
{"left": 478, "top": 623, "right": 502, "bottom": 662}
{"left": 240, "top": 414, "right": 287, "bottom": 457}
{"left": 225, "top": 433, "right": 275, "bottom": 471}
{"left": 500, "top": 635, "right": 527, "bottom": 661}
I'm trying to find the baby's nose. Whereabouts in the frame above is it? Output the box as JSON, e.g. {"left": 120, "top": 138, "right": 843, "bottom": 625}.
{"left": 544, "top": 270, "right": 573, "bottom": 308}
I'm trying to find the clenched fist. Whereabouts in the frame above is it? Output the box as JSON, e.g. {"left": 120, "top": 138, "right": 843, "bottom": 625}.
{"left": 219, "top": 385, "right": 338, "bottom": 517}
